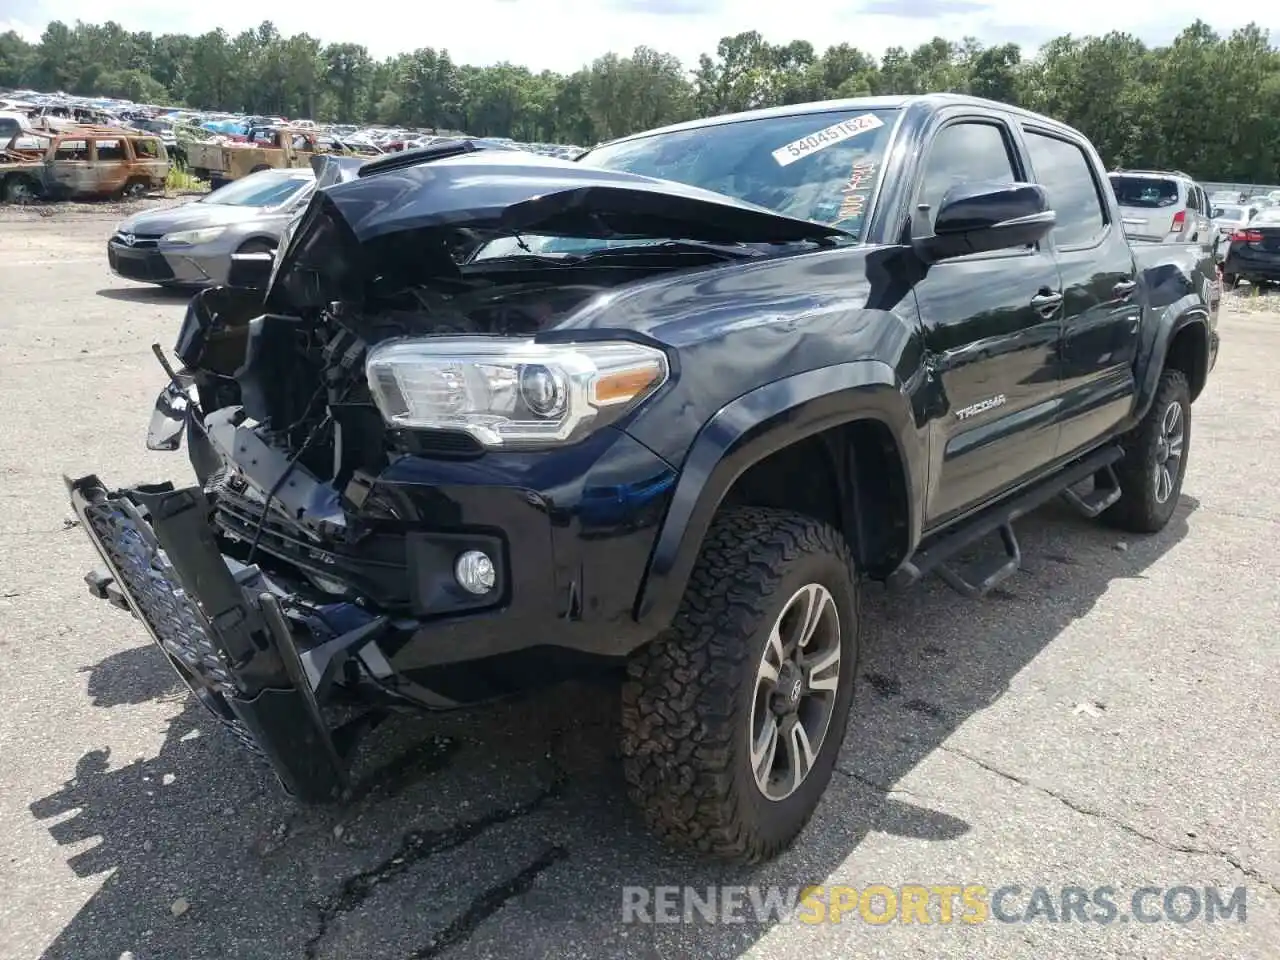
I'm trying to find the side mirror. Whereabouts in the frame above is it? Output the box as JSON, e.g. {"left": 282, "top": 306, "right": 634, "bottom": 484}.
{"left": 914, "top": 182, "right": 1056, "bottom": 263}
{"left": 226, "top": 250, "right": 275, "bottom": 290}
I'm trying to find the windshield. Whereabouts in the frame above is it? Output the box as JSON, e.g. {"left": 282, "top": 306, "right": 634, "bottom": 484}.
{"left": 1215, "top": 205, "right": 1245, "bottom": 220}
{"left": 473, "top": 107, "right": 897, "bottom": 260}
{"left": 204, "top": 172, "right": 313, "bottom": 208}
{"left": 1110, "top": 176, "right": 1179, "bottom": 209}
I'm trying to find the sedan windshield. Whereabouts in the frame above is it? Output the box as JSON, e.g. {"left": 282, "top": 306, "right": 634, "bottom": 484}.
{"left": 204, "top": 172, "right": 313, "bottom": 208}
{"left": 473, "top": 107, "right": 898, "bottom": 260}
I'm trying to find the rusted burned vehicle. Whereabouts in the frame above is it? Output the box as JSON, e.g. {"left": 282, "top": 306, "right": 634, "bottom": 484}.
{"left": 186, "top": 128, "right": 372, "bottom": 188}
{"left": 0, "top": 127, "right": 170, "bottom": 202}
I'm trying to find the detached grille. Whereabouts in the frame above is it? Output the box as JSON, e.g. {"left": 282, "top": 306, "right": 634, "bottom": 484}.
{"left": 80, "top": 496, "right": 262, "bottom": 758}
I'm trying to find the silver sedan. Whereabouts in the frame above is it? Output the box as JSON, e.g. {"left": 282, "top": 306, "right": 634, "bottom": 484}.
{"left": 106, "top": 167, "right": 315, "bottom": 288}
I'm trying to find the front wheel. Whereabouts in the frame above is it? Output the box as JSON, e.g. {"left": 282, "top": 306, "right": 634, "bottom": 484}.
{"left": 2, "top": 175, "right": 38, "bottom": 203}
{"left": 621, "top": 506, "right": 859, "bottom": 863}
{"left": 1103, "top": 369, "right": 1191, "bottom": 533}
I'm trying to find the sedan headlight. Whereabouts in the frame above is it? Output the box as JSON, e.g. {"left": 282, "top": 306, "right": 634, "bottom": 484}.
{"left": 162, "top": 226, "right": 228, "bottom": 245}
{"left": 365, "top": 337, "right": 669, "bottom": 448}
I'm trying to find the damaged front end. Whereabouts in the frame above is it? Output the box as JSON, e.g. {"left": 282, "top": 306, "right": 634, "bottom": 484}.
{"left": 69, "top": 142, "right": 845, "bottom": 800}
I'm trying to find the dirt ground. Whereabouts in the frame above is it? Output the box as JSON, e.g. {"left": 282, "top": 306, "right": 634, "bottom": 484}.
{"left": 0, "top": 211, "right": 1277, "bottom": 960}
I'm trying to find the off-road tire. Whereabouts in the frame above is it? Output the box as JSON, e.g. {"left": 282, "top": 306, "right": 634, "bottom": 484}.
{"left": 620, "top": 506, "right": 859, "bottom": 863}
{"left": 1103, "top": 369, "right": 1191, "bottom": 533}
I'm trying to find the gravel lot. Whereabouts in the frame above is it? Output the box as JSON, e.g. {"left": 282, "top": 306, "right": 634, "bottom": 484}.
{"left": 1, "top": 207, "right": 1277, "bottom": 960}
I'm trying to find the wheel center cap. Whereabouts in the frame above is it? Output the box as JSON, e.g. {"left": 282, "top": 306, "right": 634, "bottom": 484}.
{"left": 773, "top": 664, "right": 805, "bottom": 714}
{"left": 788, "top": 677, "right": 803, "bottom": 704}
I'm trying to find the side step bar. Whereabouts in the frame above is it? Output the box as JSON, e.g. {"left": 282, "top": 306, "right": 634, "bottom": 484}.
{"left": 889, "top": 445, "right": 1124, "bottom": 597}
{"left": 1061, "top": 463, "right": 1122, "bottom": 518}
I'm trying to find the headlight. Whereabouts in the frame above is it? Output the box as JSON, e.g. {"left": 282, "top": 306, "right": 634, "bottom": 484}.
{"left": 365, "top": 337, "right": 669, "bottom": 448}
{"left": 162, "top": 226, "right": 227, "bottom": 245}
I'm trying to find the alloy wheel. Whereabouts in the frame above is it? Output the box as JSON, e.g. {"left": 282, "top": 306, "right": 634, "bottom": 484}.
{"left": 748, "top": 583, "right": 843, "bottom": 801}
{"left": 1153, "top": 400, "right": 1185, "bottom": 504}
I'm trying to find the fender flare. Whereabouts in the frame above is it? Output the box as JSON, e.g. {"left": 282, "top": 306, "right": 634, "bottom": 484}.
{"left": 1133, "top": 302, "right": 1210, "bottom": 422}
{"left": 632, "top": 360, "right": 923, "bottom": 630}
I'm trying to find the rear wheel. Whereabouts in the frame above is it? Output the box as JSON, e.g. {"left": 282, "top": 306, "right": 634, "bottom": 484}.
{"left": 621, "top": 506, "right": 859, "bottom": 863}
{"left": 118, "top": 179, "right": 148, "bottom": 200}
{"left": 1102, "top": 369, "right": 1191, "bottom": 533}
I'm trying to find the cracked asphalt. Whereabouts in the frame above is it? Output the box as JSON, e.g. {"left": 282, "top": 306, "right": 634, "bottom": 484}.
{"left": 1, "top": 207, "right": 1277, "bottom": 960}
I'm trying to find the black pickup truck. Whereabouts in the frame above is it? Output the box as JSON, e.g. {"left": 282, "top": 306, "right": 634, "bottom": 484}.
{"left": 70, "top": 94, "right": 1219, "bottom": 864}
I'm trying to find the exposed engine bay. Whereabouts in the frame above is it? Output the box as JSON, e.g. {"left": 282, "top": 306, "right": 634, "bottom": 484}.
{"left": 170, "top": 253, "right": 719, "bottom": 610}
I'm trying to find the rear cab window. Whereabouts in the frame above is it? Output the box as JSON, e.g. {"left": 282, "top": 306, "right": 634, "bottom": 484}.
{"left": 1109, "top": 176, "right": 1180, "bottom": 209}
{"left": 1022, "top": 129, "right": 1108, "bottom": 247}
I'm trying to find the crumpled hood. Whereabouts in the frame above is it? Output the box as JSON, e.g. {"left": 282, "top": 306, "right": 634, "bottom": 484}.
{"left": 310, "top": 149, "right": 847, "bottom": 246}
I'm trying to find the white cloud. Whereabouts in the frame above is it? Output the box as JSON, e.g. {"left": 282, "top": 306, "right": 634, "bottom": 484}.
{"left": 2, "top": 1, "right": 1271, "bottom": 73}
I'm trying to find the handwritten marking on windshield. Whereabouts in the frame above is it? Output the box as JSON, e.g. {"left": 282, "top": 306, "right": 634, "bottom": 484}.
{"left": 772, "top": 113, "right": 885, "bottom": 167}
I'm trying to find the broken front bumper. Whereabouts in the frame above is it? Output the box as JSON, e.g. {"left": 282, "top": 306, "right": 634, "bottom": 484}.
{"left": 68, "top": 474, "right": 386, "bottom": 803}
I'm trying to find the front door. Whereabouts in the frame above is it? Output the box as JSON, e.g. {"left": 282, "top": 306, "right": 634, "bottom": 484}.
{"left": 45, "top": 136, "right": 94, "bottom": 198}
{"left": 911, "top": 116, "right": 1064, "bottom": 526}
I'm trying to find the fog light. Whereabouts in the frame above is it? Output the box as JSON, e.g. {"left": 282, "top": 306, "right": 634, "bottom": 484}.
{"left": 455, "top": 550, "right": 496, "bottom": 595}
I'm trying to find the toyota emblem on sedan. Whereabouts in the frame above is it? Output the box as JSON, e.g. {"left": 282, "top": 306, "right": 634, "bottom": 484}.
{"left": 121, "top": 233, "right": 136, "bottom": 247}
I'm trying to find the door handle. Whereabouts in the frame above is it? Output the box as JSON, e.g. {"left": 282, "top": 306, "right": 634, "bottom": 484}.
{"left": 1030, "top": 291, "right": 1063, "bottom": 316}
{"left": 1113, "top": 279, "right": 1138, "bottom": 299}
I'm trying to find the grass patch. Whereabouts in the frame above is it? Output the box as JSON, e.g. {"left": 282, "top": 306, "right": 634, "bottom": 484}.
{"left": 166, "top": 166, "right": 209, "bottom": 193}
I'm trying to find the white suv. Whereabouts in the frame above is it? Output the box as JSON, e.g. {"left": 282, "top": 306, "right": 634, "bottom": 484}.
{"left": 1108, "top": 170, "right": 1211, "bottom": 243}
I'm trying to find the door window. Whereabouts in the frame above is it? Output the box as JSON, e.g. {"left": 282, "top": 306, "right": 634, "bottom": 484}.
{"left": 1023, "top": 130, "right": 1107, "bottom": 247}
{"left": 54, "top": 139, "right": 88, "bottom": 161}
{"left": 132, "top": 138, "right": 162, "bottom": 159}
{"left": 94, "top": 139, "right": 125, "bottom": 162}
{"left": 917, "top": 121, "right": 1019, "bottom": 230}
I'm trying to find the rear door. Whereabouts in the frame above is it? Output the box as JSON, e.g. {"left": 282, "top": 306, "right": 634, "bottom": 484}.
{"left": 88, "top": 137, "right": 130, "bottom": 195}
{"left": 1021, "top": 126, "right": 1141, "bottom": 457}
{"left": 910, "top": 113, "right": 1065, "bottom": 525}
{"left": 128, "top": 136, "right": 169, "bottom": 186}
{"left": 1110, "top": 175, "right": 1182, "bottom": 241}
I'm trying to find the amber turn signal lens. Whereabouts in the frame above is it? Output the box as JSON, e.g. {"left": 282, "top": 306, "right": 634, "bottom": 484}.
{"left": 593, "top": 361, "right": 665, "bottom": 406}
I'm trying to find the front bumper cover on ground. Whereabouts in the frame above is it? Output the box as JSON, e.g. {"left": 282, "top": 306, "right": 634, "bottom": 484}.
{"left": 67, "top": 474, "right": 386, "bottom": 802}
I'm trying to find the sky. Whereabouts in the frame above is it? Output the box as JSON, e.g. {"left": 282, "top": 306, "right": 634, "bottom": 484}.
{"left": 0, "top": 0, "right": 1274, "bottom": 72}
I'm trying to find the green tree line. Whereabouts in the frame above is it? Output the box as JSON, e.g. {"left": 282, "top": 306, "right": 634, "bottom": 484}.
{"left": 2, "top": 19, "right": 1278, "bottom": 180}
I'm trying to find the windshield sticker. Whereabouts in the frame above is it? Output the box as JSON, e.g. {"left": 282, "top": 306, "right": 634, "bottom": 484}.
{"left": 836, "top": 192, "right": 867, "bottom": 222}
{"left": 772, "top": 113, "right": 885, "bottom": 167}
{"left": 832, "top": 159, "right": 877, "bottom": 223}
